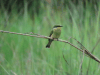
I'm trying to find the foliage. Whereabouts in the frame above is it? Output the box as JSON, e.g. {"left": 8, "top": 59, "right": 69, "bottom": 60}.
{"left": 0, "top": 1, "right": 100, "bottom": 75}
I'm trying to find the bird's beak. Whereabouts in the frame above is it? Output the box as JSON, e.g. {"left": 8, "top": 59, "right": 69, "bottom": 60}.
{"left": 60, "top": 26, "right": 63, "bottom": 27}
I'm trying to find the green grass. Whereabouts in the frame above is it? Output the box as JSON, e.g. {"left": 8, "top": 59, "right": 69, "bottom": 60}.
{"left": 0, "top": 1, "right": 100, "bottom": 75}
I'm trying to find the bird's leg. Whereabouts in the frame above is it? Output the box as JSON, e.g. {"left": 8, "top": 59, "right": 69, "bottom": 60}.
{"left": 53, "top": 38, "right": 59, "bottom": 41}
{"left": 52, "top": 38, "right": 58, "bottom": 41}
{"left": 52, "top": 38, "right": 55, "bottom": 40}
{"left": 56, "top": 38, "right": 59, "bottom": 41}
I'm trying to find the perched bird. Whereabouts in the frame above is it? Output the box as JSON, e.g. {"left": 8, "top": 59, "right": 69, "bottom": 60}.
{"left": 46, "top": 25, "right": 63, "bottom": 48}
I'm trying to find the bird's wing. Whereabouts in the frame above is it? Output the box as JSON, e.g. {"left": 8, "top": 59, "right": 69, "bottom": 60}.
{"left": 49, "top": 30, "right": 53, "bottom": 37}
{"left": 48, "top": 30, "right": 53, "bottom": 41}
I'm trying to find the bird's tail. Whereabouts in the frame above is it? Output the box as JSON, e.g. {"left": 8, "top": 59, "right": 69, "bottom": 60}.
{"left": 46, "top": 40, "right": 53, "bottom": 48}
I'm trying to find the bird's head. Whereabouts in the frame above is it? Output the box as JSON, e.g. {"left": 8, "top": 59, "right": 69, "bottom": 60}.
{"left": 53, "top": 25, "right": 63, "bottom": 31}
{"left": 53, "top": 25, "right": 63, "bottom": 28}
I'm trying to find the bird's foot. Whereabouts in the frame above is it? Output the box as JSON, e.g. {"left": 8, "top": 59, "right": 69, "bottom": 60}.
{"left": 57, "top": 38, "right": 59, "bottom": 41}
{"left": 52, "top": 38, "right": 59, "bottom": 41}
{"left": 52, "top": 38, "right": 54, "bottom": 40}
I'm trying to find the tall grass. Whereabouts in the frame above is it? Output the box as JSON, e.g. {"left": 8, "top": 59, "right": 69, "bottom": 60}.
{"left": 0, "top": 1, "right": 100, "bottom": 75}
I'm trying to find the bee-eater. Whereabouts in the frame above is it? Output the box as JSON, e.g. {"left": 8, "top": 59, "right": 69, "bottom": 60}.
{"left": 46, "top": 25, "right": 63, "bottom": 48}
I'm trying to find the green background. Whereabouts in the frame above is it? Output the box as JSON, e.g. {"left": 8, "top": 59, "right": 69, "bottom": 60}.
{"left": 0, "top": 0, "right": 100, "bottom": 75}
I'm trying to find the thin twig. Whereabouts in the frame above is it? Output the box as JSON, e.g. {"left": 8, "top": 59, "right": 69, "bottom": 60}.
{"left": 91, "top": 38, "right": 100, "bottom": 53}
{"left": 62, "top": 37, "right": 72, "bottom": 64}
{"left": 11, "top": 70, "right": 17, "bottom": 75}
{"left": 0, "top": 30, "right": 100, "bottom": 63}
{"left": 78, "top": 50, "right": 84, "bottom": 75}
{"left": 29, "top": 32, "right": 44, "bottom": 36}
{"left": 62, "top": 43, "right": 69, "bottom": 65}
{"left": 0, "top": 64, "right": 10, "bottom": 75}
{"left": 86, "top": 38, "right": 100, "bottom": 75}
{"left": 0, "top": 30, "right": 51, "bottom": 39}
{"left": 69, "top": 37, "right": 100, "bottom": 63}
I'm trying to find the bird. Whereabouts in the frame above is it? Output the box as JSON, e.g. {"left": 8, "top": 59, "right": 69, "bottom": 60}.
{"left": 46, "top": 25, "right": 63, "bottom": 48}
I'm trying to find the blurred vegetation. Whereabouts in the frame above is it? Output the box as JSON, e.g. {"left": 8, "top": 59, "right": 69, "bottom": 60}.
{"left": 0, "top": 0, "right": 100, "bottom": 75}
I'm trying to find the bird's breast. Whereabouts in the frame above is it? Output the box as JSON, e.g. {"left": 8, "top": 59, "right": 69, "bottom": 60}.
{"left": 52, "top": 28, "right": 61, "bottom": 38}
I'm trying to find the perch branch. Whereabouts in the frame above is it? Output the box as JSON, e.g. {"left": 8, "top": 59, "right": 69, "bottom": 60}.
{"left": 0, "top": 30, "right": 100, "bottom": 63}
